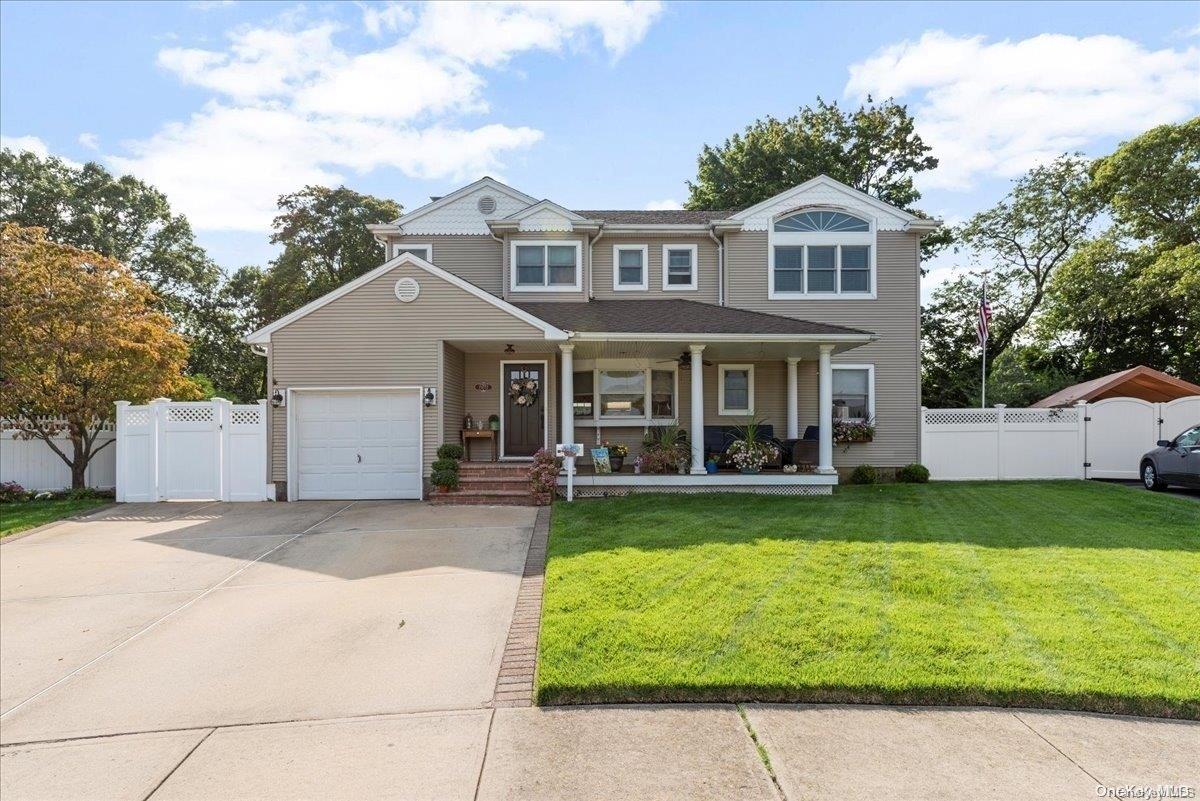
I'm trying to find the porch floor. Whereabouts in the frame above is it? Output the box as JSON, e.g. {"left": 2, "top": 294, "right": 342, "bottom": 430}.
{"left": 557, "top": 465, "right": 836, "bottom": 497}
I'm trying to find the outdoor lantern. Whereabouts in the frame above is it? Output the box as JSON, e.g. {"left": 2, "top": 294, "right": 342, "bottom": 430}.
{"left": 423, "top": 386, "right": 438, "bottom": 407}
{"left": 270, "top": 389, "right": 286, "bottom": 408}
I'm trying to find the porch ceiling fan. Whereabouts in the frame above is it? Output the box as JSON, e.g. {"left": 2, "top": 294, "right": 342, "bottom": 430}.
{"left": 674, "top": 350, "right": 712, "bottom": 369}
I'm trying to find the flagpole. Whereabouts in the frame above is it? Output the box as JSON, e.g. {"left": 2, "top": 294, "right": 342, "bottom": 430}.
{"left": 981, "top": 338, "right": 987, "bottom": 409}
{"left": 980, "top": 271, "right": 989, "bottom": 409}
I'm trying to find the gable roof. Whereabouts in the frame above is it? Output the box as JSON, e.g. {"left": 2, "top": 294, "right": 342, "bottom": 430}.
{"left": 389, "top": 176, "right": 537, "bottom": 229}
{"left": 1032, "top": 365, "right": 1200, "bottom": 407}
{"left": 728, "top": 174, "right": 940, "bottom": 233}
{"left": 512, "top": 299, "right": 874, "bottom": 339}
{"left": 502, "top": 200, "right": 588, "bottom": 222}
{"left": 572, "top": 209, "right": 739, "bottom": 224}
{"left": 244, "top": 252, "right": 567, "bottom": 344}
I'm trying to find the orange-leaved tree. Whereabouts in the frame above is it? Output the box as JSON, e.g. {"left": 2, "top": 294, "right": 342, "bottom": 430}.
{"left": 0, "top": 224, "right": 202, "bottom": 489}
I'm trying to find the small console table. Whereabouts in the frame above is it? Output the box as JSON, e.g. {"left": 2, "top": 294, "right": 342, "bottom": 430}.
{"left": 461, "top": 429, "right": 498, "bottom": 462}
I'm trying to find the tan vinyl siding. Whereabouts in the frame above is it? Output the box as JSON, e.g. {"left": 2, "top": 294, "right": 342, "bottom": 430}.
{"left": 590, "top": 235, "right": 719, "bottom": 303}
{"left": 389, "top": 235, "right": 503, "bottom": 295}
{"left": 267, "top": 260, "right": 546, "bottom": 486}
{"left": 441, "top": 343, "right": 465, "bottom": 452}
{"left": 723, "top": 230, "right": 922, "bottom": 466}
{"left": 503, "top": 231, "right": 590, "bottom": 303}
{"left": 463, "top": 352, "right": 556, "bottom": 458}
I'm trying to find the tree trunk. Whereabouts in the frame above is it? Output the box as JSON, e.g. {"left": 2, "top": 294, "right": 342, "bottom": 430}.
{"left": 70, "top": 435, "right": 88, "bottom": 490}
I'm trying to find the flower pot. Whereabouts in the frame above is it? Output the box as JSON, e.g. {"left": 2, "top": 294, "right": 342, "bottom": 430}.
{"left": 610, "top": 456, "right": 624, "bottom": 472}
{"left": 705, "top": 461, "right": 718, "bottom": 474}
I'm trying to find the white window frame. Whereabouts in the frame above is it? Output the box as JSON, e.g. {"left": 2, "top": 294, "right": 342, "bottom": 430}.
{"left": 391, "top": 243, "right": 433, "bottom": 261}
{"left": 509, "top": 240, "right": 582, "bottom": 292}
{"left": 767, "top": 209, "right": 876, "bottom": 300}
{"left": 612, "top": 244, "right": 648, "bottom": 291}
{"left": 661, "top": 243, "right": 698, "bottom": 291}
{"left": 718, "top": 364, "right": 755, "bottom": 416}
{"left": 572, "top": 359, "right": 678, "bottom": 427}
{"left": 831, "top": 363, "right": 875, "bottom": 422}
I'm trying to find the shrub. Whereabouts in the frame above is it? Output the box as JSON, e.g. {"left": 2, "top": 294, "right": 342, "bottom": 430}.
{"left": 431, "top": 457, "right": 458, "bottom": 473}
{"left": 0, "top": 481, "right": 29, "bottom": 503}
{"left": 58, "top": 487, "right": 113, "bottom": 501}
{"left": 529, "top": 448, "right": 559, "bottom": 505}
{"left": 430, "top": 468, "right": 460, "bottom": 491}
{"left": 896, "top": 463, "right": 930, "bottom": 483}
{"left": 849, "top": 464, "right": 878, "bottom": 485}
{"left": 436, "top": 443, "right": 465, "bottom": 461}
{"left": 638, "top": 448, "right": 679, "bottom": 474}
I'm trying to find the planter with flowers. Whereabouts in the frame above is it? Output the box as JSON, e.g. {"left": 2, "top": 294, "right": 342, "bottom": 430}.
{"left": 833, "top": 418, "right": 876, "bottom": 444}
{"left": 726, "top": 418, "right": 780, "bottom": 475}
{"left": 602, "top": 441, "right": 629, "bottom": 471}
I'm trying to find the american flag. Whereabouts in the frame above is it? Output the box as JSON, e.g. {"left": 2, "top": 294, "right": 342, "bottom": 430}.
{"left": 976, "top": 282, "right": 993, "bottom": 346}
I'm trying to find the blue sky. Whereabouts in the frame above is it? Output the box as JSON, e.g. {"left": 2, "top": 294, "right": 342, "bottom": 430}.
{"left": 2, "top": 1, "right": 1197, "bottom": 295}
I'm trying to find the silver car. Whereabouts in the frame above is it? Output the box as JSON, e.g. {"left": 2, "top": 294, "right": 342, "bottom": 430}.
{"left": 1141, "top": 424, "right": 1200, "bottom": 490}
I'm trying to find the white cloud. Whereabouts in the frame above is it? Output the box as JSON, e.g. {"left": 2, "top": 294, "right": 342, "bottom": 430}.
{"left": 846, "top": 31, "right": 1200, "bottom": 190}
{"left": 190, "top": 1, "right": 236, "bottom": 10}
{"left": 114, "top": 2, "right": 660, "bottom": 231}
{"left": 78, "top": 132, "right": 100, "bottom": 150}
{"left": 644, "top": 198, "right": 682, "bottom": 210}
{"left": 1, "top": 134, "right": 51, "bottom": 158}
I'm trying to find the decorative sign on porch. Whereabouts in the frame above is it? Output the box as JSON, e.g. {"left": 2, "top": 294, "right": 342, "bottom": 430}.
{"left": 393, "top": 277, "right": 420, "bottom": 303}
{"left": 474, "top": 381, "right": 492, "bottom": 392}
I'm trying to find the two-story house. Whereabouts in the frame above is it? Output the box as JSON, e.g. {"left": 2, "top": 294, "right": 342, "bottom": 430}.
{"left": 245, "top": 175, "right": 940, "bottom": 500}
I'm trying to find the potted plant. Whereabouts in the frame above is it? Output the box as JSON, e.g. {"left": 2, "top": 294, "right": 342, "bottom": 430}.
{"left": 488, "top": 414, "right": 500, "bottom": 431}
{"left": 431, "top": 443, "right": 464, "bottom": 492}
{"left": 726, "top": 418, "right": 780, "bottom": 475}
{"left": 603, "top": 441, "right": 629, "bottom": 471}
{"left": 833, "top": 418, "right": 876, "bottom": 444}
{"left": 641, "top": 425, "right": 689, "bottom": 474}
{"left": 705, "top": 456, "right": 719, "bottom": 474}
{"left": 529, "top": 448, "right": 559, "bottom": 505}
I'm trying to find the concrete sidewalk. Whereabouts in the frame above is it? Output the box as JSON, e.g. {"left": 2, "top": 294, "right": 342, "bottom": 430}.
{"left": 2, "top": 703, "right": 1195, "bottom": 800}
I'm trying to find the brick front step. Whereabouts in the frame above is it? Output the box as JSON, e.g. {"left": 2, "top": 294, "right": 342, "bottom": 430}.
{"left": 429, "top": 492, "right": 538, "bottom": 506}
{"left": 459, "top": 463, "right": 530, "bottom": 475}
{"left": 459, "top": 478, "right": 531, "bottom": 492}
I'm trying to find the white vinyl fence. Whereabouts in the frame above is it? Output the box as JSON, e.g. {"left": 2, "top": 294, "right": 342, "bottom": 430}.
{"left": 921, "top": 396, "right": 1200, "bottom": 481}
{"left": 116, "top": 398, "right": 269, "bottom": 502}
{"left": 1, "top": 419, "right": 116, "bottom": 491}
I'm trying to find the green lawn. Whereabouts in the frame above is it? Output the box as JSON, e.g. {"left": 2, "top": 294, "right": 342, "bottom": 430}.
{"left": 537, "top": 481, "right": 1200, "bottom": 718}
{"left": 0, "top": 498, "right": 110, "bottom": 537}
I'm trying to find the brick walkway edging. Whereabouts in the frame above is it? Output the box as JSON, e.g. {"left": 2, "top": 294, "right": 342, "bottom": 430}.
{"left": 490, "top": 506, "right": 550, "bottom": 707}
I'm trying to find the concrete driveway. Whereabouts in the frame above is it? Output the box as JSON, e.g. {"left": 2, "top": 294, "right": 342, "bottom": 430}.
{"left": 1, "top": 501, "right": 534, "bottom": 745}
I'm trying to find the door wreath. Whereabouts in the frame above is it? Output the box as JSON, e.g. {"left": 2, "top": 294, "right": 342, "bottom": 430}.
{"left": 509, "top": 377, "right": 539, "bottom": 407}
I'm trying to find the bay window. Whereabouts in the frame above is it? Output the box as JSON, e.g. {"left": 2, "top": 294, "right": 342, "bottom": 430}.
{"left": 572, "top": 371, "right": 594, "bottom": 418}
{"left": 598, "top": 370, "right": 646, "bottom": 418}
{"left": 571, "top": 362, "right": 677, "bottom": 425}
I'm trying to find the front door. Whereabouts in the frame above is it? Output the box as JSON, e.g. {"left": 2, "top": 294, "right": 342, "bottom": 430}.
{"left": 503, "top": 363, "right": 545, "bottom": 457}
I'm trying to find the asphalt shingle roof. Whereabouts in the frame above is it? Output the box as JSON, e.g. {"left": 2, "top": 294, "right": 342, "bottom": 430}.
{"left": 513, "top": 299, "right": 873, "bottom": 337}
{"left": 571, "top": 209, "right": 739, "bottom": 224}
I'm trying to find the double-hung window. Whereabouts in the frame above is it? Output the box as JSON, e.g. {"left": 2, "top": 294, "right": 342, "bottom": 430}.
{"left": 572, "top": 363, "right": 677, "bottom": 425}
{"left": 612, "top": 244, "right": 648, "bottom": 291}
{"left": 832, "top": 364, "right": 874, "bottom": 421}
{"left": 662, "top": 244, "right": 698, "bottom": 290}
{"left": 769, "top": 210, "right": 875, "bottom": 298}
{"left": 718, "top": 364, "right": 754, "bottom": 416}
{"left": 511, "top": 241, "right": 581, "bottom": 291}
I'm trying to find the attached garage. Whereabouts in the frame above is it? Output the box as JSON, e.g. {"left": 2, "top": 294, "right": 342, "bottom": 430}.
{"left": 291, "top": 389, "right": 422, "bottom": 500}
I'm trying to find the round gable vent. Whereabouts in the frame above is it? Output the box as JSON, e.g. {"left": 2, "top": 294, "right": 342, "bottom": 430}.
{"left": 394, "top": 277, "right": 420, "bottom": 303}
{"left": 477, "top": 195, "right": 497, "bottom": 215}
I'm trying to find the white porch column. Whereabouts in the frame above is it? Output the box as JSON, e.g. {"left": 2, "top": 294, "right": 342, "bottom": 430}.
{"left": 817, "top": 344, "right": 834, "bottom": 474}
{"left": 560, "top": 343, "right": 574, "bottom": 470}
{"left": 689, "top": 344, "right": 706, "bottom": 474}
{"left": 785, "top": 357, "right": 800, "bottom": 440}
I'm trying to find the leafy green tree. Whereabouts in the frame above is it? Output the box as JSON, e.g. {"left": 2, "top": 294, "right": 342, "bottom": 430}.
{"left": 257, "top": 186, "right": 401, "bottom": 323}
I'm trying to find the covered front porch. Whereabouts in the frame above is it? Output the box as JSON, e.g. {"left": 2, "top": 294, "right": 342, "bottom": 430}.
{"left": 442, "top": 325, "right": 872, "bottom": 497}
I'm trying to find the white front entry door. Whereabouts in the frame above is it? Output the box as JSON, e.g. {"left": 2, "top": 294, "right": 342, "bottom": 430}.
{"left": 294, "top": 390, "right": 422, "bottom": 500}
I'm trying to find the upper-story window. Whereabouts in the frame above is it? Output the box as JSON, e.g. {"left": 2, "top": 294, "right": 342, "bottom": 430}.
{"left": 612, "top": 244, "right": 648, "bottom": 291}
{"left": 662, "top": 244, "right": 698, "bottom": 290}
{"left": 768, "top": 210, "right": 875, "bottom": 299}
{"left": 392, "top": 243, "right": 432, "bottom": 261}
{"left": 511, "top": 241, "right": 582, "bottom": 292}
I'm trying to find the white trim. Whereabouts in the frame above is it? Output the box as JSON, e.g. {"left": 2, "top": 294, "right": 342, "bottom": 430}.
{"left": 729, "top": 174, "right": 924, "bottom": 229}
{"left": 768, "top": 208, "right": 877, "bottom": 300}
{"left": 286, "top": 386, "right": 424, "bottom": 502}
{"left": 832, "top": 363, "right": 876, "bottom": 422}
{"left": 501, "top": 199, "right": 586, "bottom": 223}
{"left": 661, "top": 243, "right": 698, "bottom": 291}
{"left": 509, "top": 240, "right": 583, "bottom": 293}
{"left": 391, "top": 242, "right": 432, "bottom": 261}
{"left": 390, "top": 177, "right": 537, "bottom": 228}
{"left": 499, "top": 360, "right": 550, "bottom": 459}
{"left": 569, "top": 331, "right": 874, "bottom": 343}
{"left": 612, "top": 244, "right": 648, "bottom": 291}
{"left": 245, "top": 252, "right": 568, "bottom": 343}
{"left": 718, "top": 364, "right": 755, "bottom": 416}
{"left": 562, "top": 471, "right": 838, "bottom": 488}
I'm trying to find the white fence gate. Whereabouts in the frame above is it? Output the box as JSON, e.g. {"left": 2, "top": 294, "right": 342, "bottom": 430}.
{"left": 921, "top": 396, "right": 1200, "bottom": 481}
{"left": 116, "top": 398, "right": 269, "bottom": 502}
{"left": 1, "top": 420, "right": 116, "bottom": 491}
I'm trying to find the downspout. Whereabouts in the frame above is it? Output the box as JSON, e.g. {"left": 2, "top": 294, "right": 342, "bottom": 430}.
{"left": 708, "top": 226, "right": 725, "bottom": 306}
{"left": 488, "top": 227, "right": 505, "bottom": 298}
{"left": 587, "top": 225, "right": 604, "bottom": 300}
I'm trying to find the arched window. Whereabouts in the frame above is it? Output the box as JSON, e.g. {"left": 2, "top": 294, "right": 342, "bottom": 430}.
{"left": 769, "top": 209, "right": 875, "bottom": 298}
{"left": 774, "top": 211, "right": 869, "bottom": 233}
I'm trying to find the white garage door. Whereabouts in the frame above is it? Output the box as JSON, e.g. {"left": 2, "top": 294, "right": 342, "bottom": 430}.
{"left": 294, "top": 390, "right": 422, "bottom": 500}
